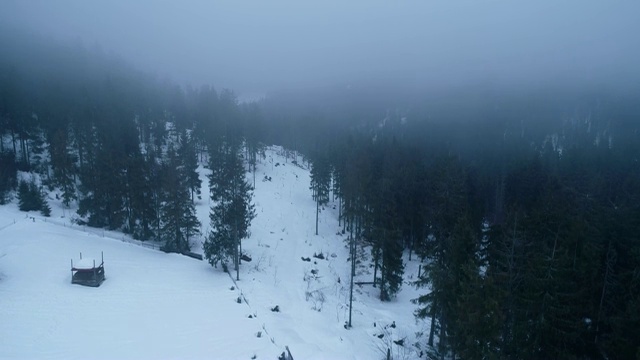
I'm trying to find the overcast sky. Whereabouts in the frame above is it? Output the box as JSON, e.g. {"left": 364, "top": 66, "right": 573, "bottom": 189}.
{"left": 1, "top": 1, "right": 639, "bottom": 96}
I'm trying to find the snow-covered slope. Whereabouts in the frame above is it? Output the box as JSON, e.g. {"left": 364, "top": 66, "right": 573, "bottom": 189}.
{"left": 0, "top": 146, "right": 428, "bottom": 360}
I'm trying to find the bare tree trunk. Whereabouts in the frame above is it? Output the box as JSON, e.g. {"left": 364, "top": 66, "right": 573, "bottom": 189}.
{"left": 595, "top": 239, "right": 615, "bottom": 344}
{"left": 380, "top": 230, "right": 386, "bottom": 301}
{"left": 439, "top": 313, "right": 446, "bottom": 360}
{"left": 11, "top": 127, "right": 17, "bottom": 158}
{"left": 428, "top": 300, "right": 436, "bottom": 346}
{"left": 315, "top": 188, "right": 319, "bottom": 235}
{"left": 348, "top": 216, "right": 355, "bottom": 328}
{"left": 24, "top": 138, "right": 30, "bottom": 166}
{"left": 235, "top": 211, "right": 240, "bottom": 281}
{"left": 338, "top": 197, "right": 342, "bottom": 227}
{"left": 373, "top": 251, "right": 378, "bottom": 288}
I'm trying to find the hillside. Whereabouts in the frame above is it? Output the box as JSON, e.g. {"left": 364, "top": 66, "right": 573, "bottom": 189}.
{"left": 0, "top": 146, "right": 427, "bottom": 360}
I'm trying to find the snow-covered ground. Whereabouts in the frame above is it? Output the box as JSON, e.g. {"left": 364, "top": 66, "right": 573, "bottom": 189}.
{"left": 0, "top": 146, "right": 428, "bottom": 359}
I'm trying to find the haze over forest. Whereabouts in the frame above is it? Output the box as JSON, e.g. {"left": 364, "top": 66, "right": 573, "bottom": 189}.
{"left": 1, "top": 2, "right": 640, "bottom": 359}
{"left": 2, "top": 0, "right": 639, "bottom": 96}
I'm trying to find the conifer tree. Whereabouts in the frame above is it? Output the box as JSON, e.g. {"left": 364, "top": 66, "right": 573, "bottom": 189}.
{"left": 50, "top": 128, "right": 76, "bottom": 207}
{"left": 18, "top": 179, "right": 37, "bottom": 211}
{"left": 178, "top": 130, "right": 201, "bottom": 202}
{"left": 309, "top": 153, "right": 331, "bottom": 235}
{"left": 159, "top": 145, "right": 201, "bottom": 253}
{"left": 204, "top": 144, "right": 255, "bottom": 280}
{"left": 17, "top": 178, "right": 50, "bottom": 216}
{"left": 124, "top": 151, "right": 156, "bottom": 240}
{"left": 373, "top": 176, "right": 404, "bottom": 301}
{"left": 414, "top": 156, "right": 474, "bottom": 355}
{"left": 39, "top": 189, "right": 51, "bottom": 217}
{"left": 0, "top": 152, "right": 18, "bottom": 204}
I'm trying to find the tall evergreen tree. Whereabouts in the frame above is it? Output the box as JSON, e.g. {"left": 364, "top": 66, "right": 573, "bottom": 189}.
{"left": 309, "top": 153, "right": 331, "bottom": 235}
{"left": 177, "top": 130, "right": 201, "bottom": 202}
{"left": 0, "top": 151, "right": 17, "bottom": 204}
{"left": 50, "top": 127, "right": 76, "bottom": 207}
{"left": 414, "top": 155, "right": 477, "bottom": 356}
{"left": 17, "top": 178, "right": 50, "bottom": 216}
{"left": 17, "top": 179, "right": 38, "bottom": 211}
{"left": 204, "top": 144, "right": 255, "bottom": 280}
{"left": 374, "top": 177, "right": 404, "bottom": 301}
{"left": 159, "top": 145, "right": 201, "bottom": 253}
{"left": 123, "top": 151, "right": 156, "bottom": 240}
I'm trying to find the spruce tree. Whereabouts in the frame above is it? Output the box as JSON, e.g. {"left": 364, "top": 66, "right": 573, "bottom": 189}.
{"left": 159, "top": 146, "right": 201, "bottom": 253}
{"left": 17, "top": 178, "right": 50, "bottom": 216}
{"left": 309, "top": 153, "right": 331, "bottom": 235}
{"left": 178, "top": 130, "right": 201, "bottom": 202}
{"left": 204, "top": 198, "right": 234, "bottom": 271}
{"left": 0, "top": 152, "right": 18, "bottom": 204}
{"left": 50, "top": 128, "right": 76, "bottom": 207}
{"left": 204, "top": 144, "right": 255, "bottom": 280}
{"left": 39, "top": 190, "right": 51, "bottom": 217}
{"left": 379, "top": 228, "right": 404, "bottom": 301}
{"left": 414, "top": 156, "right": 474, "bottom": 355}
{"left": 373, "top": 176, "right": 404, "bottom": 301}
{"left": 17, "top": 180, "right": 36, "bottom": 211}
{"left": 124, "top": 151, "right": 156, "bottom": 240}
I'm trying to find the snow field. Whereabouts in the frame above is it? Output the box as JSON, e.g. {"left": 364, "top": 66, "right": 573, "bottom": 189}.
{"left": 0, "top": 146, "right": 428, "bottom": 359}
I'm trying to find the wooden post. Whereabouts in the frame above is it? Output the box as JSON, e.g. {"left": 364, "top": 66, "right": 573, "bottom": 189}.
{"left": 387, "top": 348, "right": 391, "bottom": 360}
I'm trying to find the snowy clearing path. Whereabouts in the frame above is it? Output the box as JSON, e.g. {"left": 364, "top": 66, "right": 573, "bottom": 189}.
{"left": 1, "top": 146, "right": 428, "bottom": 359}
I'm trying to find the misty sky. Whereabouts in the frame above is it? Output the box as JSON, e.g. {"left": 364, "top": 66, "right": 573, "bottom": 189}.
{"left": 1, "top": 1, "right": 639, "bottom": 96}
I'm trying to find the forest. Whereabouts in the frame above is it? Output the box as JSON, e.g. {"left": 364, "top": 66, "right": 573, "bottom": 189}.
{"left": 1, "top": 30, "right": 639, "bottom": 360}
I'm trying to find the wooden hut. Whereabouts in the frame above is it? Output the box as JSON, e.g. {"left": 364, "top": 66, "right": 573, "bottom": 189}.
{"left": 71, "top": 252, "right": 105, "bottom": 287}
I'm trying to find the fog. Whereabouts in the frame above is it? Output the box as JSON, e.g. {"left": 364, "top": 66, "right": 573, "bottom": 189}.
{"left": 1, "top": 0, "right": 639, "bottom": 96}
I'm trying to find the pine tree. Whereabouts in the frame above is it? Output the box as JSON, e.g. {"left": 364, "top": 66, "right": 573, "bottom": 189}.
{"left": 124, "top": 151, "right": 156, "bottom": 240}
{"left": 204, "top": 197, "right": 234, "bottom": 271}
{"left": 18, "top": 180, "right": 36, "bottom": 211}
{"left": 204, "top": 144, "right": 255, "bottom": 280}
{"left": 414, "top": 156, "right": 475, "bottom": 355}
{"left": 50, "top": 127, "right": 76, "bottom": 207}
{"left": 178, "top": 130, "right": 201, "bottom": 202}
{"left": 77, "top": 142, "right": 128, "bottom": 229}
{"left": 309, "top": 153, "right": 331, "bottom": 235}
{"left": 0, "top": 152, "right": 18, "bottom": 204}
{"left": 39, "top": 189, "right": 51, "bottom": 217}
{"left": 17, "top": 178, "right": 50, "bottom": 216}
{"left": 373, "top": 176, "right": 404, "bottom": 301}
{"left": 159, "top": 146, "right": 201, "bottom": 253}
{"left": 379, "top": 228, "right": 404, "bottom": 301}
{"left": 242, "top": 102, "right": 265, "bottom": 188}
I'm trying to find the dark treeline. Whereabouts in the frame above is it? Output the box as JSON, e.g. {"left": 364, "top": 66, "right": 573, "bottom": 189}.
{"left": 1, "top": 31, "right": 639, "bottom": 359}
{"left": 0, "top": 31, "right": 262, "bottom": 261}
{"left": 264, "top": 83, "right": 640, "bottom": 359}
